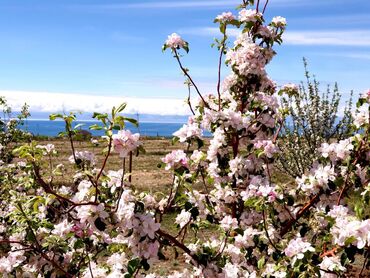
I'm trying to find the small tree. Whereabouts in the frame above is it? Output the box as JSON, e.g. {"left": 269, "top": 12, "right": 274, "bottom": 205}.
{"left": 276, "top": 59, "right": 353, "bottom": 178}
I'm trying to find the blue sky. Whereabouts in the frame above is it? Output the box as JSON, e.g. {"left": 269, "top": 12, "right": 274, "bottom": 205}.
{"left": 1, "top": 0, "right": 369, "bottom": 115}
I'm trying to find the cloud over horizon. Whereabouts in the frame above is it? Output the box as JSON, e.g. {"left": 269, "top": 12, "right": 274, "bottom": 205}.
{"left": 1, "top": 90, "right": 192, "bottom": 116}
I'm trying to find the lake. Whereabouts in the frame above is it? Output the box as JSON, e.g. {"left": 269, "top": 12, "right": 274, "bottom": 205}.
{"left": 20, "top": 120, "right": 187, "bottom": 137}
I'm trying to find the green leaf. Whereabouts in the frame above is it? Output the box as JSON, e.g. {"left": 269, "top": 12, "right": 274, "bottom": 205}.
{"left": 49, "top": 113, "right": 63, "bottom": 121}
{"left": 257, "top": 256, "right": 265, "bottom": 269}
{"left": 92, "top": 112, "right": 101, "bottom": 118}
{"left": 89, "top": 124, "right": 103, "bottom": 130}
{"left": 74, "top": 239, "right": 84, "bottom": 249}
{"left": 127, "top": 258, "right": 140, "bottom": 275}
{"left": 74, "top": 123, "right": 84, "bottom": 130}
{"left": 26, "top": 229, "right": 36, "bottom": 243}
{"left": 115, "top": 103, "right": 127, "bottom": 113}
{"left": 124, "top": 117, "right": 138, "bottom": 127}
{"left": 172, "top": 136, "right": 180, "bottom": 145}
{"left": 183, "top": 42, "right": 189, "bottom": 53}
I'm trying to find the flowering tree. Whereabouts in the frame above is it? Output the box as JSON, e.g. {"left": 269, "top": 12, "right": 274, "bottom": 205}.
{"left": 0, "top": 1, "right": 369, "bottom": 277}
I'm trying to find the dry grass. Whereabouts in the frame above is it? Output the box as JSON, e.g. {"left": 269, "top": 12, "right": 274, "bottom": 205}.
{"left": 37, "top": 137, "right": 180, "bottom": 193}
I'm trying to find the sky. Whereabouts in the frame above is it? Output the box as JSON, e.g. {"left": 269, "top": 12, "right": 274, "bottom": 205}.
{"left": 0, "top": 0, "right": 369, "bottom": 117}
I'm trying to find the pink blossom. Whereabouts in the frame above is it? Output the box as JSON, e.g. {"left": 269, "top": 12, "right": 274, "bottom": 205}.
{"left": 112, "top": 130, "right": 141, "bottom": 158}
{"left": 69, "top": 150, "right": 95, "bottom": 165}
{"left": 175, "top": 209, "right": 192, "bottom": 228}
{"left": 52, "top": 218, "right": 73, "bottom": 237}
{"left": 271, "top": 16, "right": 287, "bottom": 27}
{"left": 173, "top": 121, "right": 202, "bottom": 142}
{"left": 284, "top": 237, "right": 315, "bottom": 259}
{"left": 162, "top": 150, "right": 188, "bottom": 170}
{"left": 215, "top": 12, "right": 235, "bottom": 23}
{"left": 220, "top": 215, "right": 238, "bottom": 231}
{"left": 353, "top": 104, "right": 369, "bottom": 128}
{"left": 165, "top": 33, "right": 186, "bottom": 49}
{"left": 238, "top": 9, "right": 262, "bottom": 23}
{"left": 36, "top": 143, "right": 55, "bottom": 155}
{"left": 319, "top": 256, "right": 346, "bottom": 277}
{"left": 282, "top": 83, "right": 298, "bottom": 95}
{"left": 254, "top": 140, "right": 279, "bottom": 158}
{"left": 107, "top": 170, "right": 125, "bottom": 193}
{"left": 362, "top": 89, "right": 370, "bottom": 102}
{"left": 140, "top": 214, "right": 160, "bottom": 239}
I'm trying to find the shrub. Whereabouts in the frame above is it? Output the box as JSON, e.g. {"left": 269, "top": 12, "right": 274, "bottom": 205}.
{"left": 276, "top": 59, "right": 354, "bottom": 178}
{"left": 0, "top": 96, "right": 31, "bottom": 163}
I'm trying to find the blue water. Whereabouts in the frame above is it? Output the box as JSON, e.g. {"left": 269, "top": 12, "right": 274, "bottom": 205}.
{"left": 20, "top": 120, "right": 186, "bottom": 137}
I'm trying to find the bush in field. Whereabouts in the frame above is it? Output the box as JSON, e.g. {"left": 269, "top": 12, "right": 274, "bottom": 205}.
{"left": 0, "top": 1, "right": 369, "bottom": 277}
{"left": 0, "top": 96, "right": 30, "bottom": 163}
{"left": 276, "top": 59, "right": 354, "bottom": 178}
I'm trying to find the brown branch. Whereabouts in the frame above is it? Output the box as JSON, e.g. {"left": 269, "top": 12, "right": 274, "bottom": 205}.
{"left": 217, "top": 30, "right": 227, "bottom": 111}
{"left": 280, "top": 192, "right": 321, "bottom": 237}
{"left": 320, "top": 247, "right": 338, "bottom": 258}
{"left": 156, "top": 229, "right": 201, "bottom": 264}
{"left": 96, "top": 135, "right": 113, "bottom": 182}
{"left": 262, "top": 0, "right": 269, "bottom": 13}
{"left": 128, "top": 151, "right": 133, "bottom": 183}
{"left": 273, "top": 120, "right": 284, "bottom": 144}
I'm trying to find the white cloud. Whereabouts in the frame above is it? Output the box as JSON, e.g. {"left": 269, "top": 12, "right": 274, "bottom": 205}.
{"left": 110, "top": 32, "right": 146, "bottom": 43}
{"left": 72, "top": 0, "right": 315, "bottom": 11}
{"left": 311, "top": 51, "right": 370, "bottom": 60}
{"left": 283, "top": 30, "right": 370, "bottom": 46}
{"left": 290, "top": 14, "right": 370, "bottom": 26}
{"left": 75, "top": 1, "right": 239, "bottom": 10}
{"left": 180, "top": 27, "right": 370, "bottom": 47}
{"left": 179, "top": 27, "right": 239, "bottom": 37}
{"left": 0, "top": 90, "right": 192, "bottom": 116}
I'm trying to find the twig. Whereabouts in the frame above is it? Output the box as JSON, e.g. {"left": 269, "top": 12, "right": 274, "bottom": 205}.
{"left": 96, "top": 135, "right": 113, "bottom": 182}
{"left": 359, "top": 248, "right": 369, "bottom": 277}
{"left": 217, "top": 30, "right": 227, "bottom": 111}
{"left": 173, "top": 49, "right": 210, "bottom": 109}
{"left": 256, "top": 0, "right": 260, "bottom": 12}
{"left": 262, "top": 0, "right": 269, "bottom": 13}
{"left": 187, "top": 84, "right": 196, "bottom": 115}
